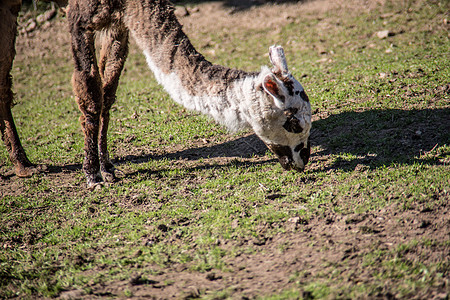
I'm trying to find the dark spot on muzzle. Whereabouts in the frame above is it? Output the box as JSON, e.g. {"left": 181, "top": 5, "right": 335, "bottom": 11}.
{"left": 294, "top": 140, "right": 311, "bottom": 167}
{"left": 266, "top": 143, "right": 305, "bottom": 171}
{"left": 299, "top": 139, "right": 311, "bottom": 166}
{"left": 266, "top": 144, "right": 293, "bottom": 170}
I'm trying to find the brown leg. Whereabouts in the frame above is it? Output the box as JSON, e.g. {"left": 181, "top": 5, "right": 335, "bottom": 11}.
{"left": 98, "top": 26, "right": 129, "bottom": 182}
{"left": 69, "top": 9, "right": 104, "bottom": 188}
{"left": 0, "top": 0, "right": 37, "bottom": 178}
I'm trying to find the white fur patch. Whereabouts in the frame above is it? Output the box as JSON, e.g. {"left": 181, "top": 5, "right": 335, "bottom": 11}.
{"left": 143, "top": 50, "right": 251, "bottom": 132}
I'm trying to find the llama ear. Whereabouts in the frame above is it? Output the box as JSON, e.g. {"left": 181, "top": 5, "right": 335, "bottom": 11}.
{"left": 269, "top": 45, "right": 289, "bottom": 75}
{"left": 263, "top": 74, "right": 286, "bottom": 108}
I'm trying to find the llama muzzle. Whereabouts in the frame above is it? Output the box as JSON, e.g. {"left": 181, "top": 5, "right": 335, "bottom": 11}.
{"left": 266, "top": 143, "right": 308, "bottom": 172}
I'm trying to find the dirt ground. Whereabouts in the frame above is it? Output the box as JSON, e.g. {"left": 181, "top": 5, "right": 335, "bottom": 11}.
{"left": 3, "top": 0, "right": 449, "bottom": 299}
{"left": 87, "top": 206, "right": 449, "bottom": 299}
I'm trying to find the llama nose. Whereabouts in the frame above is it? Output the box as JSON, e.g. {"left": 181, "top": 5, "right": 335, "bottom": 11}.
{"left": 278, "top": 156, "right": 291, "bottom": 170}
{"left": 278, "top": 156, "right": 304, "bottom": 172}
{"left": 291, "top": 164, "right": 305, "bottom": 172}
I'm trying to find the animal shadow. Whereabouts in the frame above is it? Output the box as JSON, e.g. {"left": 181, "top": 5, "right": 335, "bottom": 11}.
{"left": 310, "top": 108, "right": 450, "bottom": 171}
{"left": 172, "top": 0, "right": 306, "bottom": 10}
{"left": 116, "top": 133, "right": 269, "bottom": 165}
{"left": 43, "top": 108, "right": 449, "bottom": 178}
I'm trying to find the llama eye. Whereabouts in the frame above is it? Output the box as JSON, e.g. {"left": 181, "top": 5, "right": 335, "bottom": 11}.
{"left": 295, "top": 91, "right": 300, "bottom": 95}
{"left": 283, "top": 115, "right": 303, "bottom": 133}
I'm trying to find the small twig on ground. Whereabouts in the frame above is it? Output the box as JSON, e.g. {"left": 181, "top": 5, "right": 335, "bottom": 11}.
{"left": 427, "top": 143, "right": 439, "bottom": 153}
{"left": 258, "top": 182, "right": 268, "bottom": 191}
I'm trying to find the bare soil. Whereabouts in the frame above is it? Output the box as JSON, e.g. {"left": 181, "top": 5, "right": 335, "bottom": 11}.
{"left": 75, "top": 202, "right": 448, "bottom": 299}
{"left": 2, "top": 0, "right": 449, "bottom": 299}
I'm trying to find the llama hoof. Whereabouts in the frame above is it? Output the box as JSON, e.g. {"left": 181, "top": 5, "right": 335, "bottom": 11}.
{"left": 15, "top": 163, "right": 46, "bottom": 178}
{"left": 86, "top": 172, "right": 104, "bottom": 190}
{"left": 102, "top": 171, "right": 117, "bottom": 183}
{"left": 101, "top": 165, "right": 119, "bottom": 183}
{"left": 15, "top": 167, "right": 35, "bottom": 178}
{"left": 88, "top": 181, "right": 104, "bottom": 191}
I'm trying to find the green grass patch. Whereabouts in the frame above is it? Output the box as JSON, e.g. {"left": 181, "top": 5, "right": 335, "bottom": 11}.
{"left": 1, "top": 0, "right": 449, "bottom": 298}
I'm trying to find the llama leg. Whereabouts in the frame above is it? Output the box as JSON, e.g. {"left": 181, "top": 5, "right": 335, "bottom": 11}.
{"left": 0, "top": 0, "right": 38, "bottom": 178}
{"left": 69, "top": 13, "right": 104, "bottom": 188}
{"left": 98, "top": 27, "right": 129, "bottom": 182}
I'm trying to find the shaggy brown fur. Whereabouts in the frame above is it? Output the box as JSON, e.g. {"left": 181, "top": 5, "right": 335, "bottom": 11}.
{"left": 68, "top": 0, "right": 129, "bottom": 185}
{"left": 1, "top": 0, "right": 70, "bottom": 179}
{"left": 0, "top": 0, "right": 37, "bottom": 178}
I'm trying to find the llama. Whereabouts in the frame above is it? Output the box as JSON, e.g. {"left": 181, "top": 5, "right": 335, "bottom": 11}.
{"left": 1, "top": 0, "right": 312, "bottom": 188}
{"left": 1, "top": 0, "right": 67, "bottom": 178}
{"left": 0, "top": 0, "right": 37, "bottom": 178}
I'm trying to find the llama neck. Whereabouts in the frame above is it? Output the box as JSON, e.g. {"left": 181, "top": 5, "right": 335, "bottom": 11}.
{"left": 124, "top": 0, "right": 259, "bottom": 131}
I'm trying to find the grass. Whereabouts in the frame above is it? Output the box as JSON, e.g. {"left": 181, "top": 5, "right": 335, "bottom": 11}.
{"left": 1, "top": 0, "right": 449, "bottom": 298}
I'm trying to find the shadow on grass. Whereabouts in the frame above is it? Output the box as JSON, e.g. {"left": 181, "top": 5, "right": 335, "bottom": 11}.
{"left": 116, "top": 133, "right": 268, "bottom": 165}
{"left": 310, "top": 107, "right": 450, "bottom": 171}
{"left": 41, "top": 107, "right": 449, "bottom": 177}
{"left": 40, "top": 132, "right": 270, "bottom": 177}
{"left": 45, "top": 163, "right": 82, "bottom": 176}
{"left": 173, "top": 0, "right": 307, "bottom": 10}
{"left": 114, "top": 107, "right": 449, "bottom": 177}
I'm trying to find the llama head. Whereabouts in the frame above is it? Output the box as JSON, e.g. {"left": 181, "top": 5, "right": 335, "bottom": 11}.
{"left": 255, "top": 46, "right": 312, "bottom": 171}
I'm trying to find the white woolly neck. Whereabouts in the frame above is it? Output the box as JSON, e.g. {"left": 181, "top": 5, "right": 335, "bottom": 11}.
{"left": 143, "top": 50, "right": 271, "bottom": 133}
